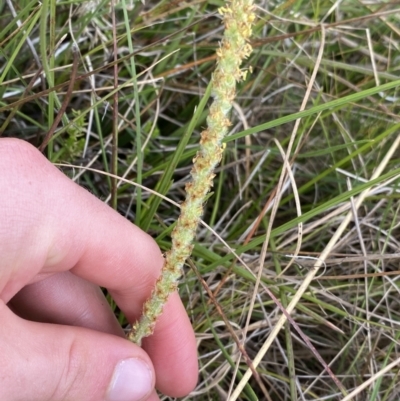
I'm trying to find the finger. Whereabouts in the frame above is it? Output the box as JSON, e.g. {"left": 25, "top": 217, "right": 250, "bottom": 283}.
{"left": 9, "top": 272, "right": 124, "bottom": 336}
{"left": 0, "top": 138, "right": 164, "bottom": 308}
{"left": 0, "top": 138, "right": 198, "bottom": 395}
{"left": 146, "top": 390, "right": 161, "bottom": 401}
{"left": 140, "top": 292, "right": 198, "bottom": 396}
{"left": 8, "top": 277, "right": 194, "bottom": 396}
{"left": 0, "top": 301, "right": 155, "bottom": 401}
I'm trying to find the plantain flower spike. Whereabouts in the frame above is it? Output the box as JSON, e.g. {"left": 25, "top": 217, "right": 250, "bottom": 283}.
{"left": 129, "top": 0, "right": 255, "bottom": 345}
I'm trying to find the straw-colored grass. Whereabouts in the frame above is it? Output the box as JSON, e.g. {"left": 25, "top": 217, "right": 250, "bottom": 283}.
{"left": 1, "top": 1, "right": 400, "bottom": 400}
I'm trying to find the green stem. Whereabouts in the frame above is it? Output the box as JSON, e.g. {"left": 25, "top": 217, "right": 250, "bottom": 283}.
{"left": 128, "top": 0, "right": 255, "bottom": 345}
{"left": 121, "top": 0, "right": 142, "bottom": 222}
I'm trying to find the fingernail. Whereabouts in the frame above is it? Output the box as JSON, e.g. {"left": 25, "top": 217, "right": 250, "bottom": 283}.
{"left": 107, "top": 358, "right": 153, "bottom": 401}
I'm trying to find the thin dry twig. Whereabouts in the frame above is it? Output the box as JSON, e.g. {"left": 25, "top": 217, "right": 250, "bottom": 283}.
{"left": 230, "top": 129, "right": 400, "bottom": 401}
{"left": 340, "top": 356, "right": 400, "bottom": 401}
{"left": 188, "top": 259, "right": 271, "bottom": 400}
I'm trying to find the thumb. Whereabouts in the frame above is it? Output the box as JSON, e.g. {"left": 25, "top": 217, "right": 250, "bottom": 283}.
{"left": 1, "top": 301, "right": 155, "bottom": 401}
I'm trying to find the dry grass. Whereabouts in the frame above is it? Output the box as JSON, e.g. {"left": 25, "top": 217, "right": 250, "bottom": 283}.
{"left": 1, "top": 0, "right": 400, "bottom": 400}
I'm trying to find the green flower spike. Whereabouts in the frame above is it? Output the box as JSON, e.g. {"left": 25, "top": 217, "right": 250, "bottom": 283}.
{"left": 128, "top": 0, "right": 255, "bottom": 345}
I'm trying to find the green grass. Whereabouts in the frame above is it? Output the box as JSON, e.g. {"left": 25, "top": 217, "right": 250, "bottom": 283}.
{"left": 1, "top": 0, "right": 400, "bottom": 400}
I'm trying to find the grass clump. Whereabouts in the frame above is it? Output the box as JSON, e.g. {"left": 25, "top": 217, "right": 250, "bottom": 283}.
{"left": 1, "top": 0, "right": 400, "bottom": 400}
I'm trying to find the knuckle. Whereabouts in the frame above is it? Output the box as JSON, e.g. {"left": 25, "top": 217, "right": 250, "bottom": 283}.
{"left": 0, "top": 138, "right": 42, "bottom": 166}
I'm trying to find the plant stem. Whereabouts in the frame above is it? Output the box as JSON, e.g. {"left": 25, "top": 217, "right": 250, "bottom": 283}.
{"left": 128, "top": 0, "right": 255, "bottom": 345}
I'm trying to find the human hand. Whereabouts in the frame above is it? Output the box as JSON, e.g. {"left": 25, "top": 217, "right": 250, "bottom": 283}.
{"left": 0, "top": 138, "right": 198, "bottom": 401}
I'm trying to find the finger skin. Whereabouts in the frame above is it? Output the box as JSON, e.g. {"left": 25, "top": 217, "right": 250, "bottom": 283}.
{"left": 9, "top": 272, "right": 124, "bottom": 337}
{"left": 141, "top": 292, "right": 199, "bottom": 394}
{"left": 9, "top": 276, "right": 198, "bottom": 396}
{"left": 0, "top": 300, "right": 155, "bottom": 401}
{"left": 146, "top": 390, "right": 161, "bottom": 401}
{"left": 0, "top": 138, "right": 198, "bottom": 397}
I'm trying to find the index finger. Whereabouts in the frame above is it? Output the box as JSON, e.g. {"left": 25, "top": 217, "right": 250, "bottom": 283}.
{"left": 1, "top": 138, "right": 198, "bottom": 397}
